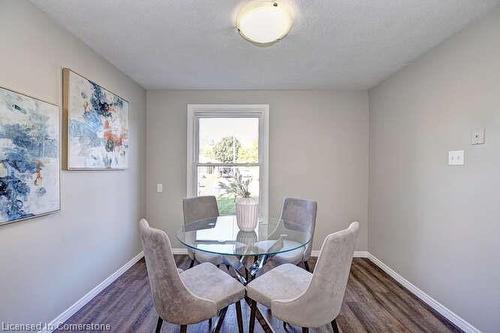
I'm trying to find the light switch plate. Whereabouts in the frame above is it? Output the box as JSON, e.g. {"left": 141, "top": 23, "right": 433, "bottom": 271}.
{"left": 472, "top": 128, "right": 485, "bottom": 145}
{"left": 448, "top": 150, "right": 465, "bottom": 166}
{"left": 157, "top": 184, "right": 163, "bottom": 193}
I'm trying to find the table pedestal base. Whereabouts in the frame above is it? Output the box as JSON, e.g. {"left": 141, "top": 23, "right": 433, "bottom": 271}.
{"left": 227, "top": 254, "right": 275, "bottom": 333}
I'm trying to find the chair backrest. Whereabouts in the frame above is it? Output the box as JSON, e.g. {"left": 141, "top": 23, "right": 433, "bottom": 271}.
{"left": 139, "top": 219, "right": 216, "bottom": 324}
{"left": 183, "top": 196, "right": 219, "bottom": 224}
{"left": 280, "top": 197, "right": 317, "bottom": 261}
{"left": 271, "top": 222, "right": 359, "bottom": 328}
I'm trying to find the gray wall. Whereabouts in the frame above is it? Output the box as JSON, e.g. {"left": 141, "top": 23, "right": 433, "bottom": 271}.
{"left": 0, "top": 0, "right": 146, "bottom": 328}
{"left": 3, "top": 0, "right": 497, "bottom": 331}
{"left": 369, "top": 7, "right": 500, "bottom": 333}
{"left": 147, "top": 90, "right": 369, "bottom": 251}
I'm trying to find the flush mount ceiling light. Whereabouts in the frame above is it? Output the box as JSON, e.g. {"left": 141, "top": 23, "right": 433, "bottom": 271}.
{"left": 236, "top": 1, "right": 293, "bottom": 46}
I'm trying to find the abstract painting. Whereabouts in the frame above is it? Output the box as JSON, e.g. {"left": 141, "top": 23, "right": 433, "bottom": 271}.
{"left": 63, "top": 68, "right": 128, "bottom": 170}
{"left": 0, "top": 87, "right": 60, "bottom": 225}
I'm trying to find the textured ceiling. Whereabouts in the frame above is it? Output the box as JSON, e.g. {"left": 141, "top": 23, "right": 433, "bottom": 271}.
{"left": 32, "top": 0, "right": 500, "bottom": 90}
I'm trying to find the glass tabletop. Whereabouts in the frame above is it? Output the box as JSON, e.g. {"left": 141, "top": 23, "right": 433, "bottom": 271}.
{"left": 176, "top": 215, "right": 312, "bottom": 256}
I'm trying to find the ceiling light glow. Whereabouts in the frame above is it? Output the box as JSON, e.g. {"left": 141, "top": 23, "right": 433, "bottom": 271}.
{"left": 236, "top": 1, "right": 293, "bottom": 46}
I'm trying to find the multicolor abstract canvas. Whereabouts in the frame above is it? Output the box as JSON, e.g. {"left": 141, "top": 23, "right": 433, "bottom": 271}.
{"left": 64, "top": 68, "right": 128, "bottom": 170}
{"left": 0, "top": 87, "right": 60, "bottom": 225}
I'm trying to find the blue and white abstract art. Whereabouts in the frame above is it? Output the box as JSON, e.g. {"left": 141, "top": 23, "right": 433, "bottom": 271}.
{"left": 0, "top": 87, "right": 60, "bottom": 225}
{"left": 64, "top": 69, "right": 128, "bottom": 170}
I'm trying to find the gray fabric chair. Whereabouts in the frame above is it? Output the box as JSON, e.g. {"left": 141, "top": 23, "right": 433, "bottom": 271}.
{"left": 183, "top": 196, "right": 225, "bottom": 267}
{"left": 139, "top": 219, "right": 245, "bottom": 333}
{"left": 247, "top": 221, "right": 359, "bottom": 333}
{"left": 270, "top": 198, "right": 317, "bottom": 272}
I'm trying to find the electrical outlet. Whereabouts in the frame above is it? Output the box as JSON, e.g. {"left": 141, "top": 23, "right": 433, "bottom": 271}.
{"left": 472, "top": 128, "right": 485, "bottom": 145}
{"left": 448, "top": 150, "right": 464, "bottom": 166}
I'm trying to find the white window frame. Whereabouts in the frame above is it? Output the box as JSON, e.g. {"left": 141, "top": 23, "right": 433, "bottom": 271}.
{"left": 187, "top": 104, "right": 269, "bottom": 218}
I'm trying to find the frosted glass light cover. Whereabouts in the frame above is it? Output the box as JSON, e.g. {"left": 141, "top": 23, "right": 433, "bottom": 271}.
{"left": 236, "top": 1, "right": 293, "bottom": 45}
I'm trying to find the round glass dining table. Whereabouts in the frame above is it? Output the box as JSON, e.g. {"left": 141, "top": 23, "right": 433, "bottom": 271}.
{"left": 176, "top": 215, "right": 312, "bottom": 284}
{"left": 177, "top": 215, "right": 312, "bottom": 333}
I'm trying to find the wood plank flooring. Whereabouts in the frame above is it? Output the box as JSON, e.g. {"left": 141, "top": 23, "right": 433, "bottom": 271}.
{"left": 58, "top": 256, "right": 462, "bottom": 333}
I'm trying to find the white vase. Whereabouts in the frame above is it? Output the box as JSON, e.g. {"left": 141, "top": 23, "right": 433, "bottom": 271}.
{"left": 236, "top": 197, "right": 259, "bottom": 231}
{"left": 236, "top": 230, "right": 258, "bottom": 246}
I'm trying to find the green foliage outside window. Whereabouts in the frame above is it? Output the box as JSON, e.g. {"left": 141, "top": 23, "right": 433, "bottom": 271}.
{"left": 199, "top": 135, "right": 259, "bottom": 215}
{"left": 213, "top": 136, "right": 241, "bottom": 163}
{"left": 217, "top": 197, "right": 236, "bottom": 215}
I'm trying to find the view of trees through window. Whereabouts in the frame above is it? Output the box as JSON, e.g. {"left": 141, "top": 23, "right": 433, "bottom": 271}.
{"left": 197, "top": 118, "right": 260, "bottom": 215}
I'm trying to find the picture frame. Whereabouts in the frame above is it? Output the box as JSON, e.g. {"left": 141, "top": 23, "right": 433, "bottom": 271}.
{"left": 0, "top": 86, "right": 61, "bottom": 226}
{"left": 63, "top": 68, "right": 129, "bottom": 170}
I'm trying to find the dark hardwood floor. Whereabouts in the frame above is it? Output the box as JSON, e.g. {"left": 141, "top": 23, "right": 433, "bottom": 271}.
{"left": 59, "top": 256, "right": 462, "bottom": 333}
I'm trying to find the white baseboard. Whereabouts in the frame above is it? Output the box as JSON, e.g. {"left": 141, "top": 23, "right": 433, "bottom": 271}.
{"left": 312, "top": 249, "right": 478, "bottom": 332}
{"left": 43, "top": 249, "right": 479, "bottom": 333}
{"left": 311, "top": 250, "right": 370, "bottom": 258}
{"left": 353, "top": 250, "right": 370, "bottom": 258}
{"left": 366, "top": 253, "right": 480, "bottom": 333}
{"left": 172, "top": 248, "right": 188, "bottom": 255}
{"left": 39, "top": 251, "right": 144, "bottom": 333}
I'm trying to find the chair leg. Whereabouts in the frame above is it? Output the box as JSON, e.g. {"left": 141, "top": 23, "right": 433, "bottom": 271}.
{"left": 302, "top": 328, "right": 309, "bottom": 333}
{"left": 331, "top": 318, "right": 340, "bottom": 333}
{"left": 235, "top": 301, "right": 244, "bottom": 333}
{"left": 249, "top": 300, "right": 257, "bottom": 333}
{"left": 303, "top": 261, "right": 311, "bottom": 272}
{"left": 225, "top": 264, "right": 230, "bottom": 271}
{"left": 189, "top": 259, "right": 195, "bottom": 268}
{"left": 180, "top": 325, "right": 187, "bottom": 333}
{"left": 208, "top": 318, "right": 212, "bottom": 328}
{"left": 155, "top": 317, "right": 163, "bottom": 333}
{"left": 213, "top": 306, "right": 228, "bottom": 333}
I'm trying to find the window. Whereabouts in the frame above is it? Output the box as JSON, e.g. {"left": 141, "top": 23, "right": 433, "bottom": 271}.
{"left": 187, "top": 105, "right": 269, "bottom": 217}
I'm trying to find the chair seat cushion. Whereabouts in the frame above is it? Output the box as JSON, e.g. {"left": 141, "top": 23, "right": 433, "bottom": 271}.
{"left": 254, "top": 240, "right": 302, "bottom": 254}
{"left": 193, "top": 250, "right": 224, "bottom": 265}
{"left": 180, "top": 263, "right": 245, "bottom": 310}
{"left": 270, "top": 247, "right": 304, "bottom": 265}
{"left": 246, "top": 263, "right": 312, "bottom": 308}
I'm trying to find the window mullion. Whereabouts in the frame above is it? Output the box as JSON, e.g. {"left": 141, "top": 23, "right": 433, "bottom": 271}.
{"left": 195, "top": 163, "right": 260, "bottom": 167}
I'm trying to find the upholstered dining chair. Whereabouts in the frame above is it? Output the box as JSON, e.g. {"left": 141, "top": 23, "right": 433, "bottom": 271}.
{"left": 139, "top": 219, "right": 245, "bottom": 333}
{"left": 269, "top": 198, "right": 317, "bottom": 271}
{"left": 183, "top": 196, "right": 225, "bottom": 268}
{"left": 246, "top": 221, "right": 359, "bottom": 333}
